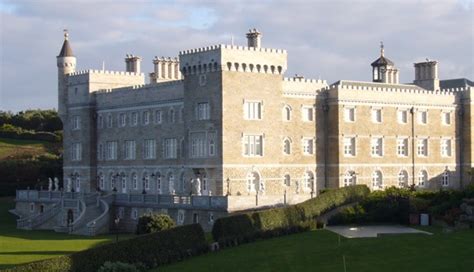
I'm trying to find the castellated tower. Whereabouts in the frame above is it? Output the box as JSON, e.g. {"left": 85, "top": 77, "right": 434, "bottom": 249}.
{"left": 57, "top": 30, "right": 76, "bottom": 121}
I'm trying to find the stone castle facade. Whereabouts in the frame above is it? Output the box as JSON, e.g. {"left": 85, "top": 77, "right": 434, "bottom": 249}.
{"left": 13, "top": 29, "right": 473, "bottom": 235}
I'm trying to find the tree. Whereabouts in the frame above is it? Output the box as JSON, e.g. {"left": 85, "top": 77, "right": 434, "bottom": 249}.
{"left": 136, "top": 214, "right": 175, "bottom": 235}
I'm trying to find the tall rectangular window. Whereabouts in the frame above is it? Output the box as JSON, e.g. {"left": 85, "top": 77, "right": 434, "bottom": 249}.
{"left": 372, "top": 108, "right": 382, "bottom": 123}
{"left": 243, "top": 135, "right": 263, "bottom": 156}
{"left": 72, "top": 143, "right": 82, "bottom": 161}
{"left": 343, "top": 137, "right": 356, "bottom": 156}
{"left": 155, "top": 110, "right": 163, "bottom": 124}
{"left": 244, "top": 101, "right": 262, "bottom": 120}
{"left": 441, "top": 138, "right": 452, "bottom": 157}
{"left": 417, "top": 138, "right": 428, "bottom": 157}
{"left": 302, "top": 106, "right": 314, "bottom": 122}
{"left": 344, "top": 107, "right": 355, "bottom": 122}
{"left": 208, "top": 132, "right": 216, "bottom": 157}
{"left": 302, "top": 138, "right": 314, "bottom": 155}
{"left": 124, "top": 140, "right": 136, "bottom": 160}
{"left": 418, "top": 110, "right": 427, "bottom": 124}
{"left": 197, "top": 102, "right": 210, "bottom": 120}
{"left": 163, "top": 138, "right": 177, "bottom": 159}
{"left": 397, "top": 137, "right": 408, "bottom": 157}
{"left": 119, "top": 113, "right": 126, "bottom": 127}
{"left": 106, "top": 141, "right": 118, "bottom": 160}
{"left": 190, "top": 132, "right": 207, "bottom": 158}
{"left": 143, "top": 139, "right": 156, "bottom": 159}
{"left": 97, "top": 143, "right": 104, "bottom": 161}
{"left": 131, "top": 112, "right": 138, "bottom": 126}
{"left": 72, "top": 116, "right": 81, "bottom": 130}
{"left": 442, "top": 112, "right": 451, "bottom": 125}
{"left": 397, "top": 109, "right": 408, "bottom": 124}
{"left": 371, "top": 137, "right": 383, "bottom": 157}
{"left": 107, "top": 114, "right": 113, "bottom": 128}
{"left": 143, "top": 111, "right": 150, "bottom": 125}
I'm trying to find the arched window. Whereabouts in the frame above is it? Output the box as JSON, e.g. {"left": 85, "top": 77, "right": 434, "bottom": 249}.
{"left": 303, "top": 171, "right": 314, "bottom": 191}
{"left": 109, "top": 173, "right": 115, "bottom": 190}
{"left": 284, "top": 174, "right": 291, "bottom": 187}
{"left": 169, "top": 108, "right": 175, "bottom": 123}
{"left": 156, "top": 172, "right": 161, "bottom": 193}
{"left": 143, "top": 172, "right": 150, "bottom": 191}
{"left": 121, "top": 174, "right": 127, "bottom": 193}
{"left": 343, "top": 171, "right": 356, "bottom": 187}
{"left": 283, "top": 138, "right": 291, "bottom": 155}
{"left": 98, "top": 173, "right": 105, "bottom": 190}
{"left": 179, "top": 172, "right": 185, "bottom": 193}
{"left": 398, "top": 170, "right": 408, "bottom": 187}
{"left": 283, "top": 105, "right": 291, "bottom": 121}
{"left": 246, "top": 172, "right": 260, "bottom": 192}
{"left": 168, "top": 173, "right": 175, "bottom": 194}
{"left": 418, "top": 170, "right": 428, "bottom": 187}
{"left": 441, "top": 170, "right": 449, "bottom": 187}
{"left": 372, "top": 170, "right": 383, "bottom": 189}
{"left": 132, "top": 173, "right": 138, "bottom": 190}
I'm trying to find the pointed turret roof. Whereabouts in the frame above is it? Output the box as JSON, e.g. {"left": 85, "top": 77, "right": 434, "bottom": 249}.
{"left": 371, "top": 41, "right": 393, "bottom": 66}
{"left": 58, "top": 30, "right": 74, "bottom": 57}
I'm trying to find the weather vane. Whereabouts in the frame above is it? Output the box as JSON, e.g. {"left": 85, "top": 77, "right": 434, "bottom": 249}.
{"left": 63, "top": 29, "right": 69, "bottom": 40}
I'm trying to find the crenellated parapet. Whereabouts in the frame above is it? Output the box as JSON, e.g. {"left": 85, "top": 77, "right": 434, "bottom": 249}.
{"left": 332, "top": 80, "right": 458, "bottom": 96}
{"left": 94, "top": 80, "right": 184, "bottom": 96}
{"left": 69, "top": 69, "right": 143, "bottom": 77}
{"left": 282, "top": 76, "right": 328, "bottom": 96}
{"left": 150, "top": 56, "right": 182, "bottom": 83}
{"left": 179, "top": 44, "right": 287, "bottom": 76}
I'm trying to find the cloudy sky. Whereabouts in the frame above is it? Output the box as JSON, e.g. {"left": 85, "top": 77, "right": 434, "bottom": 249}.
{"left": 0, "top": 0, "right": 472, "bottom": 112}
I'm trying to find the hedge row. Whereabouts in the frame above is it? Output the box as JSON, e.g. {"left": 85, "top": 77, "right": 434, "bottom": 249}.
{"left": 0, "top": 124, "right": 61, "bottom": 142}
{"left": 6, "top": 224, "right": 208, "bottom": 272}
{"left": 212, "top": 185, "right": 370, "bottom": 245}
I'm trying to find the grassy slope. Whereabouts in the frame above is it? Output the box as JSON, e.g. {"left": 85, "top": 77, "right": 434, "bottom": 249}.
{"left": 0, "top": 198, "right": 132, "bottom": 270}
{"left": 0, "top": 138, "right": 60, "bottom": 160}
{"left": 157, "top": 228, "right": 474, "bottom": 272}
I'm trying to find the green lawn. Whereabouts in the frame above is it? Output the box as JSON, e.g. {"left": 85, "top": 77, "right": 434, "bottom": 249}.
{"left": 157, "top": 227, "right": 474, "bottom": 272}
{"left": 0, "top": 197, "right": 133, "bottom": 270}
{"left": 0, "top": 138, "right": 59, "bottom": 160}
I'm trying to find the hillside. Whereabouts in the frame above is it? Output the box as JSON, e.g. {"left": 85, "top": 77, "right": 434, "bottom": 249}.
{"left": 0, "top": 138, "right": 61, "bottom": 160}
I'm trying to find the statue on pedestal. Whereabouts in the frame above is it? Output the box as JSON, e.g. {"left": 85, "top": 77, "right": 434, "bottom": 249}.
{"left": 54, "top": 177, "right": 59, "bottom": 191}
{"left": 48, "top": 178, "right": 53, "bottom": 191}
{"left": 66, "top": 178, "right": 72, "bottom": 192}
{"left": 194, "top": 177, "right": 201, "bottom": 196}
{"left": 169, "top": 179, "right": 174, "bottom": 194}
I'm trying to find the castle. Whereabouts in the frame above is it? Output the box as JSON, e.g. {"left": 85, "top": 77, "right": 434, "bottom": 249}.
{"left": 13, "top": 29, "right": 473, "bottom": 235}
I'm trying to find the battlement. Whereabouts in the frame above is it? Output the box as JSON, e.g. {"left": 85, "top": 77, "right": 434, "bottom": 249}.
{"left": 179, "top": 44, "right": 286, "bottom": 56}
{"left": 441, "top": 86, "right": 471, "bottom": 93}
{"left": 332, "top": 80, "right": 458, "bottom": 96}
{"left": 283, "top": 77, "right": 327, "bottom": 84}
{"left": 69, "top": 69, "right": 143, "bottom": 77}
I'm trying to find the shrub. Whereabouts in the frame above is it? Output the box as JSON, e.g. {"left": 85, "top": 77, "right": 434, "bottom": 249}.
{"left": 212, "top": 185, "right": 370, "bottom": 246}
{"left": 6, "top": 224, "right": 208, "bottom": 272}
{"left": 98, "top": 262, "right": 146, "bottom": 272}
{"left": 136, "top": 214, "right": 175, "bottom": 234}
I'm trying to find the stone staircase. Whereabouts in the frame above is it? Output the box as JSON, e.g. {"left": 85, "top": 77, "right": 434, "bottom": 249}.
{"left": 72, "top": 203, "right": 104, "bottom": 235}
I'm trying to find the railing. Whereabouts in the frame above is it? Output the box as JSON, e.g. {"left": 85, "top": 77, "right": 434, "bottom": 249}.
{"left": 87, "top": 199, "right": 110, "bottom": 236}
{"left": 16, "top": 190, "right": 90, "bottom": 202}
{"left": 113, "top": 193, "right": 228, "bottom": 210}
{"left": 69, "top": 200, "right": 86, "bottom": 233}
{"left": 17, "top": 202, "right": 61, "bottom": 230}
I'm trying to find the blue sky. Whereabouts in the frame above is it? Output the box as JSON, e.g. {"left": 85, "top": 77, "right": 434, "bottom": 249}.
{"left": 0, "top": 0, "right": 473, "bottom": 112}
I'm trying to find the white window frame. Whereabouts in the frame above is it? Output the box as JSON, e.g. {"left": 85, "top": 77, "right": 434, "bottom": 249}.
{"left": 208, "top": 132, "right": 216, "bottom": 157}
{"left": 132, "top": 173, "right": 138, "bottom": 190}
{"left": 441, "top": 138, "right": 452, "bottom": 157}
{"left": 283, "top": 105, "right": 292, "bottom": 121}
{"left": 143, "top": 139, "right": 156, "bottom": 159}
{"left": 190, "top": 132, "right": 207, "bottom": 158}
{"left": 302, "top": 137, "right": 314, "bottom": 155}
{"left": 417, "top": 170, "right": 428, "bottom": 187}
{"left": 397, "top": 109, "right": 408, "bottom": 124}
{"left": 398, "top": 170, "right": 409, "bottom": 187}
{"left": 343, "top": 172, "right": 356, "bottom": 187}
{"left": 242, "top": 134, "right": 264, "bottom": 157}
{"left": 441, "top": 170, "right": 449, "bottom": 187}
{"left": 155, "top": 110, "right": 163, "bottom": 124}
{"left": 197, "top": 102, "right": 211, "bottom": 120}
{"left": 72, "top": 142, "right": 82, "bottom": 161}
{"left": 371, "top": 108, "right": 382, "bottom": 123}
{"left": 372, "top": 170, "right": 383, "bottom": 189}
{"left": 344, "top": 106, "right": 355, "bottom": 122}
{"left": 131, "top": 208, "right": 138, "bottom": 220}
{"left": 418, "top": 110, "right": 428, "bottom": 125}
{"left": 301, "top": 106, "right": 314, "bottom": 122}
{"left": 397, "top": 137, "right": 409, "bottom": 157}
{"left": 371, "top": 137, "right": 383, "bottom": 157}
{"left": 124, "top": 140, "right": 136, "bottom": 160}
{"left": 143, "top": 111, "right": 150, "bottom": 125}
{"left": 72, "top": 116, "right": 81, "bottom": 130}
{"left": 163, "top": 138, "right": 178, "bottom": 159}
{"left": 131, "top": 112, "right": 138, "bottom": 127}
{"left": 106, "top": 141, "right": 118, "bottom": 160}
{"left": 284, "top": 174, "right": 291, "bottom": 187}
{"left": 119, "top": 113, "right": 126, "bottom": 127}
{"left": 442, "top": 112, "right": 451, "bottom": 126}
{"left": 243, "top": 100, "right": 263, "bottom": 120}
{"left": 417, "top": 138, "right": 428, "bottom": 157}
{"left": 343, "top": 137, "right": 356, "bottom": 157}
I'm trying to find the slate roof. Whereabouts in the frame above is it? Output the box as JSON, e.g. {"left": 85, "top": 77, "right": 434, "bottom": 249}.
{"left": 440, "top": 78, "right": 473, "bottom": 89}
{"left": 371, "top": 56, "right": 394, "bottom": 66}
{"left": 58, "top": 39, "right": 73, "bottom": 57}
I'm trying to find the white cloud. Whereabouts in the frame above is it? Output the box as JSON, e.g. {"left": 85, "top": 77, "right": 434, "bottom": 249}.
{"left": 0, "top": 0, "right": 472, "bottom": 111}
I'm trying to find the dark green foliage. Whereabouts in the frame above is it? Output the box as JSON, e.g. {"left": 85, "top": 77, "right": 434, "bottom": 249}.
{"left": 0, "top": 110, "right": 62, "bottom": 133}
{"left": 212, "top": 185, "right": 370, "bottom": 246}
{"left": 0, "top": 155, "right": 62, "bottom": 196}
{"left": 98, "top": 261, "right": 146, "bottom": 272}
{"left": 136, "top": 214, "right": 176, "bottom": 234}
{"left": 5, "top": 224, "right": 208, "bottom": 272}
{"left": 328, "top": 186, "right": 474, "bottom": 225}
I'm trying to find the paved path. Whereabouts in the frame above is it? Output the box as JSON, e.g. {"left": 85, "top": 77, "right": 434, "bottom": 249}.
{"left": 326, "top": 225, "right": 432, "bottom": 238}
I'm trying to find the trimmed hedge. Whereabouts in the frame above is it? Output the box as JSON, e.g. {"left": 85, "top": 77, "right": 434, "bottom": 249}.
{"left": 212, "top": 185, "right": 370, "bottom": 245}
{"left": 5, "top": 224, "right": 208, "bottom": 272}
{"left": 0, "top": 124, "right": 61, "bottom": 142}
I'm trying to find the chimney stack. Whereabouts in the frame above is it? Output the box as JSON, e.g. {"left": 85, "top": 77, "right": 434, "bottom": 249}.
{"left": 125, "top": 54, "right": 142, "bottom": 73}
{"left": 246, "top": 28, "right": 262, "bottom": 48}
{"left": 413, "top": 60, "right": 439, "bottom": 91}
